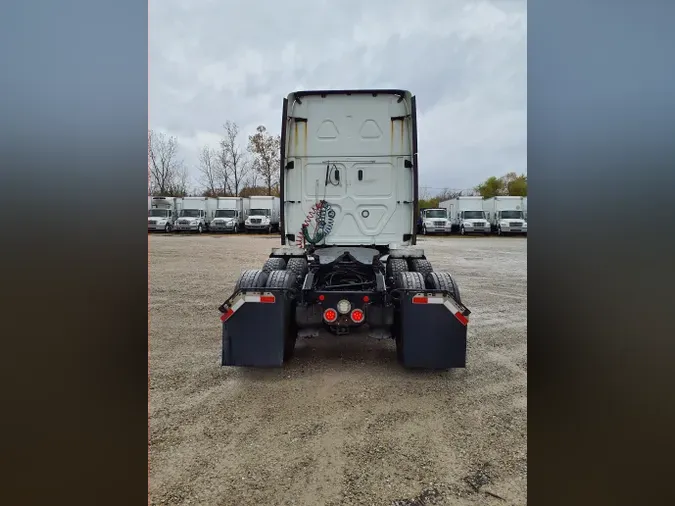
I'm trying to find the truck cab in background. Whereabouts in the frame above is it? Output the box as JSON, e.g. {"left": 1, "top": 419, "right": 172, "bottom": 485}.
{"left": 245, "top": 196, "right": 280, "bottom": 233}
{"left": 419, "top": 208, "right": 451, "bottom": 235}
{"left": 211, "top": 197, "right": 250, "bottom": 233}
{"left": 483, "top": 196, "right": 527, "bottom": 236}
{"left": 174, "top": 197, "right": 217, "bottom": 233}
{"left": 440, "top": 196, "right": 490, "bottom": 235}
{"left": 148, "top": 196, "right": 179, "bottom": 233}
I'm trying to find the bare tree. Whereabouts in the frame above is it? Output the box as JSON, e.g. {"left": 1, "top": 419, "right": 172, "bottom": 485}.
{"left": 435, "top": 187, "right": 463, "bottom": 202}
{"left": 148, "top": 129, "right": 185, "bottom": 196}
{"left": 167, "top": 163, "right": 190, "bottom": 197}
{"left": 220, "top": 121, "right": 250, "bottom": 197}
{"left": 197, "top": 145, "right": 219, "bottom": 196}
{"left": 216, "top": 146, "right": 232, "bottom": 196}
{"left": 247, "top": 125, "right": 280, "bottom": 195}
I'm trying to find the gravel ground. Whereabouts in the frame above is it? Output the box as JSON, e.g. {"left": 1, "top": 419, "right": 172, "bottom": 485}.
{"left": 149, "top": 233, "right": 527, "bottom": 506}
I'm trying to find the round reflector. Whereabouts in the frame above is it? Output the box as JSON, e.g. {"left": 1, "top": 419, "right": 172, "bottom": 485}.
{"left": 350, "top": 309, "right": 365, "bottom": 323}
{"left": 323, "top": 308, "right": 338, "bottom": 323}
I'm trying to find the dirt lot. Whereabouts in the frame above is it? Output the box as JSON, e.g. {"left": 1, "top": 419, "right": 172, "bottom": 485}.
{"left": 149, "top": 234, "right": 527, "bottom": 506}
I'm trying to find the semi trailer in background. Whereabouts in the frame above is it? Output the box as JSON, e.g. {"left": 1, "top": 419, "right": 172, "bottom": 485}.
{"left": 148, "top": 196, "right": 179, "bottom": 233}
{"left": 210, "top": 197, "right": 250, "bottom": 233}
{"left": 218, "top": 89, "right": 470, "bottom": 370}
{"left": 441, "top": 196, "right": 491, "bottom": 235}
{"left": 245, "top": 196, "right": 280, "bottom": 233}
{"left": 174, "top": 197, "right": 217, "bottom": 233}
{"left": 483, "top": 196, "right": 527, "bottom": 236}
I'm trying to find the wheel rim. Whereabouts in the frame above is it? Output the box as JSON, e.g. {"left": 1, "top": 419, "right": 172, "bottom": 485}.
{"left": 498, "top": 227, "right": 502, "bottom": 236}
{"left": 165, "top": 224, "right": 170, "bottom": 233}
{"left": 198, "top": 225, "right": 202, "bottom": 233}
{"left": 461, "top": 227, "right": 464, "bottom": 235}
{"left": 423, "top": 226, "right": 427, "bottom": 235}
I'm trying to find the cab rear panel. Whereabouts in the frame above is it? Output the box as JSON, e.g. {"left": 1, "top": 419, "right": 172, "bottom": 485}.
{"left": 281, "top": 90, "right": 417, "bottom": 248}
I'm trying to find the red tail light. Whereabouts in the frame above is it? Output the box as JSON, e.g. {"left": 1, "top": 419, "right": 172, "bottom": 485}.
{"left": 350, "top": 309, "right": 365, "bottom": 323}
{"left": 323, "top": 308, "right": 338, "bottom": 323}
{"left": 412, "top": 296, "right": 428, "bottom": 304}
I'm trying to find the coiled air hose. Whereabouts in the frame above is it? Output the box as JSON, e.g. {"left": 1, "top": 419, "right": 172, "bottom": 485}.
{"left": 296, "top": 200, "right": 335, "bottom": 247}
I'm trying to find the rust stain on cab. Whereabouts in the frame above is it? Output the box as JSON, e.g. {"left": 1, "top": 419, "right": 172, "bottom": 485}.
{"left": 390, "top": 119, "right": 394, "bottom": 154}
{"left": 400, "top": 119, "right": 404, "bottom": 152}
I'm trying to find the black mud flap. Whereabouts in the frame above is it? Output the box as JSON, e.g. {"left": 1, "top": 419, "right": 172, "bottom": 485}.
{"left": 397, "top": 291, "right": 471, "bottom": 370}
{"left": 219, "top": 289, "right": 295, "bottom": 367}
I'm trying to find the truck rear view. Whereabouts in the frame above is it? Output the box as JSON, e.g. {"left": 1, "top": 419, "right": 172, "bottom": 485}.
{"left": 218, "top": 90, "right": 471, "bottom": 370}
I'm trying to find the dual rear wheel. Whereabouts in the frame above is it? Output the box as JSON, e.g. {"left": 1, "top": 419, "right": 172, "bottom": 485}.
{"left": 387, "top": 258, "right": 461, "bottom": 302}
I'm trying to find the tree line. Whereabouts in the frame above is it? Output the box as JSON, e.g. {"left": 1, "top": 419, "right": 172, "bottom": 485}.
{"left": 419, "top": 172, "right": 527, "bottom": 209}
{"left": 148, "top": 122, "right": 281, "bottom": 198}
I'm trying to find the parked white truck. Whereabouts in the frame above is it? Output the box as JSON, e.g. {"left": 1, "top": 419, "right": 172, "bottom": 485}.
{"left": 483, "top": 196, "right": 527, "bottom": 236}
{"left": 210, "top": 197, "right": 250, "bottom": 233}
{"left": 218, "top": 89, "right": 471, "bottom": 370}
{"left": 419, "top": 208, "right": 451, "bottom": 235}
{"left": 245, "top": 196, "right": 280, "bottom": 233}
{"left": 441, "top": 196, "right": 491, "bottom": 235}
{"left": 148, "top": 196, "right": 179, "bottom": 233}
{"left": 174, "top": 197, "right": 217, "bottom": 233}
{"left": 523, "top": 196, "right": 527, "bottom": 220}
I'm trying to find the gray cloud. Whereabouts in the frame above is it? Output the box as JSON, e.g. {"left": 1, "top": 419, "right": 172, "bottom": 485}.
{"left": 150, "top": 0, "right": 526, "bottom": 191}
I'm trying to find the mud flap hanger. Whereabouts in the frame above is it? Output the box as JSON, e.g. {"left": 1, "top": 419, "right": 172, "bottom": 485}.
{"left": 394, "top": 288, "right": 471, "bottom": 326}
{"left": 218, "top": 288, "right": 296, "bottom": 322}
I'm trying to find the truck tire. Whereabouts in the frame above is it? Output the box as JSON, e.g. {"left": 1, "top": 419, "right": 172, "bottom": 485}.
{"left": 265, "top": 270, "right": 297, "bottom": 289}
{"left": 426, "top": 271, "right": 461, "bottom": 303}
{"left": 409, "top": 258, "right": 433, "bottom": 279}
{"left": 286, "top": 258, "right": 308, "bottom": 280}
{"left": 387, "top": 258, "right": 409, "bottom": 281}
{"left": 197, "top": 224, "right": 203, "bottom": 234}
{"left": 262, "top": 257, "right": 286, "bottom": 273}
{"left": 234, "top": 269, "right": 269, "bottom": 291}
{"left": 395, "top": 271, "right": 425, "bottom": 290}
{"left": 265, "top": 270, "right": 298, "bottom": 362}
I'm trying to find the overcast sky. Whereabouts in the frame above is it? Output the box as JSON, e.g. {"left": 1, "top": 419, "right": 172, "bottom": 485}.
{"left": 149, "top": 0, "right": 526, "bottom": 193}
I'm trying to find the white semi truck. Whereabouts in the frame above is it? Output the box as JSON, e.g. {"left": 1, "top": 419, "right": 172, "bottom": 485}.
{"left": 218, "top": 89, "right": 471, "bottom": 370}
{"left": 148, "top": 196, "right": 179, "bottom": 233}
{"left": 245, "top": 196, "right": 280, "bottom": 233}
{"left": 419, "top": 208, "right": 451, "bottom": 235}
{"left": 483, "top": 196, "right": 527, "bottom": 236}
{"left": 441, "top": 196, "right": 491, "bottom": 235}
{"left": 210, "top": 197, "right": 249, "bottom": 233}
{"left": 523, "top": 196, "right": 527, "bottom": 220}
{"left": 174, "top": 197, "right": 217, "bottom": 233}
